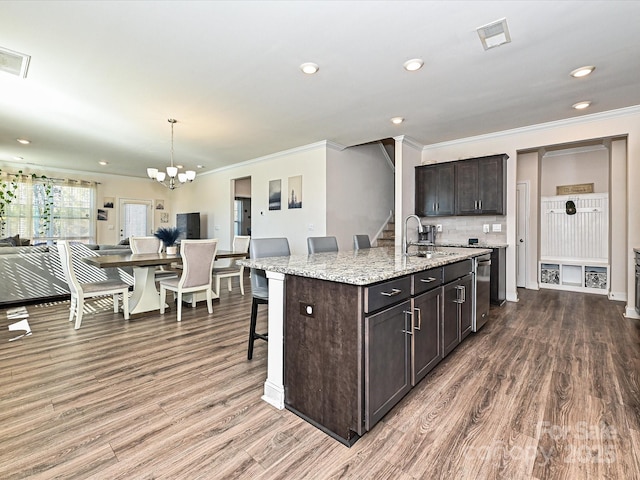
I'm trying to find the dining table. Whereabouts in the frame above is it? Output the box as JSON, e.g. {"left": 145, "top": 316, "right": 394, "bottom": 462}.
{"left": 83, "top": 250, "right": 245, "bottom": 315}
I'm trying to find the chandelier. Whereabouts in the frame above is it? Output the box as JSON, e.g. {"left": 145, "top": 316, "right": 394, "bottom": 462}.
{"left": 146, "top": 118, "right": 196, "bottom": 190}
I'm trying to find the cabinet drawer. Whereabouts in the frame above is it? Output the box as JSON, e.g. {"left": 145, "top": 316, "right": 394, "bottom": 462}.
{"left": 412, "top": 267, "right": 443, "bottom": 295}
{"left": 364, "top": 276, "right": 411, "bottom": 314}
{"left": 443, "top": 259, "right": 473, "bottom": 284}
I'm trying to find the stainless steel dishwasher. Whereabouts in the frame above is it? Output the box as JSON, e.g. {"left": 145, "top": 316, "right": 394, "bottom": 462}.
{"left": 473, "top": 253, "right": 491, "bottom": 331}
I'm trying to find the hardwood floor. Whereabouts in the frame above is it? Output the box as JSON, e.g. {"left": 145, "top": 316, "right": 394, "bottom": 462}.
{"left": 1, "top": 282, "right": 639, "bottom": 479}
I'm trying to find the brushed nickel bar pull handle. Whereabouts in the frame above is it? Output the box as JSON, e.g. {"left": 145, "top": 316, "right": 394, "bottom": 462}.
{"left": 381, "top": 288, "right": 402, "bottom": 297}
{"left": 414, "top": 307, "right": 422, "bottom": 331}
{"left": 420, "top": 277, "right": 437, "bottom": 283}
{"left": 453, "top": 285, "right": 466, "bottom": 303}
{"left": 402, "top": 310, "right": 413, "bottom": 335}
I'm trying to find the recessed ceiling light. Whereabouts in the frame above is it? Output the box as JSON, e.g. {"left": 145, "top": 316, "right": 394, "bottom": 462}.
{"left": 197, "top": 165, "right": 205, "bottom": 169}
{"left": 16, "top": 138, "right": 30, "bottom": 144}
{"left": 99, "top": 161, "right": 108, "bottom": 166}
{"left": 570, "top": 66, "right": 595, "bottom": 78}
{"left": 572, "top": 101, "right": 591, "bottom": 110}
{"left": 176, "top": 164, "right": 184, "bottom": 169}
{"left": 391, "top": 117, "right": 404, "bottom": 125}
{"left": 12, "top": 156, "right": 23, "bottom": 161}
{"left": 403, "top": 59, "right": 424, "bottom": 72}
{"left": 300, "top": 62, "right": 319, "bottom": 75}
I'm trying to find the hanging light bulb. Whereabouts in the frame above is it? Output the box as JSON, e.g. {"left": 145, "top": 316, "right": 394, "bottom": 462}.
{"left": 146, "top": 118, "right": 197, "bottom": 189}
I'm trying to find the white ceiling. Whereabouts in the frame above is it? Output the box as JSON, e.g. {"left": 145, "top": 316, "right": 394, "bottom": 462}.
{"left": 1, "top": 1, "right": 639, "bottom": 179}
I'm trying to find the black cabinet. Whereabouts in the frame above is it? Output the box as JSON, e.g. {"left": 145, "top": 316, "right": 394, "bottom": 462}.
{"left": 176, "top": 212, "right": 200, "bottom": 239}
{"left": 415, "top": 163, "right": 455, "bottom": 217}
{"left": 455, "top": 154, "right": 507, "bottom": 215}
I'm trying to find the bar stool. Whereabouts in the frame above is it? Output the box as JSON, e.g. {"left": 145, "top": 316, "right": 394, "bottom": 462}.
{"left": 248, "top": 237, "right": 290, "bottom": 360}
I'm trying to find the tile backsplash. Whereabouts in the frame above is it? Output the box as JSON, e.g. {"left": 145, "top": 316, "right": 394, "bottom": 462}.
{"left": 420, "top": 216, "right": 507, "bottom": 245}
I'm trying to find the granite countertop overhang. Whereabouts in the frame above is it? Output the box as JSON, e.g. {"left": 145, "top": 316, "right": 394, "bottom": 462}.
{"left": 238, "top": 246, "right": 491, "bottom": 286}
{"left": 437, "top": 242, "right": 509, "bottom": 249}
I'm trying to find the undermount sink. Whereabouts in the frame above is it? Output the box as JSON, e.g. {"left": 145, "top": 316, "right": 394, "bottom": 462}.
{"left": 409, "top": 250, "right": 458, "bottom": 258}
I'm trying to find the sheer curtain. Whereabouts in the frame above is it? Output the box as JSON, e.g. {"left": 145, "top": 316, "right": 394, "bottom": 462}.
{"left": 2, "top": 173, "right": 97, "bottom": 245}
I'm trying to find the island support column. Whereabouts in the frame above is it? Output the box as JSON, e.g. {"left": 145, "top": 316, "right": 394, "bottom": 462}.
{"left": 262, "top": 271, "right": 286, "bottom": 409}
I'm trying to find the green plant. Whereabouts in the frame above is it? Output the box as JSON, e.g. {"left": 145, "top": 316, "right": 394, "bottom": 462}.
{"left": 0, "top": 169, "right": 21, "bottom": 236}
{"left": 33, "top": 174, "right": 54, "bottom": 237}
{"left": 154, "top": 226, "right": 182, "bottom": 247}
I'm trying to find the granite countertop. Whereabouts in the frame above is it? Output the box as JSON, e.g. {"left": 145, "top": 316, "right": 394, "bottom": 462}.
{"left": 438, "top": 242, "right": 509, "bottom": 249}
{"left": 238, "top": 246, "right": 491, "bottom": 286}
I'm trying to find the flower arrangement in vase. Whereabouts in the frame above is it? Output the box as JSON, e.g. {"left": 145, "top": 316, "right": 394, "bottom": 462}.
{"left": 154, "top": 226, "right": 182, "bottom": 254}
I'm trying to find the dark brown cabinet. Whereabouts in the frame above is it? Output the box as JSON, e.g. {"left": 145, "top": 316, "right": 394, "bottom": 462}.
{"left": 455, "top": 154, "right": 507, "bottom": 215}
{"left": 365, "top": 300, "right": 412, "bottom": 430}
{"left": 415, "top": 163, "right": 455, "bottom": 216}
{"left": 411, "top": 287, "right": 441, "bottom": 385}
{"left": 284, "top": 260, "right": 475, "bottom": 446}
{"left": 442, "top": 261, "right": 473, "bottom": 356}
{"left": 490, "top": 247, "right": 506, "bottom": 305}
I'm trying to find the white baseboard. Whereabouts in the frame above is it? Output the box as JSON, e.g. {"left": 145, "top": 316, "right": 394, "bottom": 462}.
{"left": 608, "top": 290, "right": 626, "bottom": 302}
{"left": 624, "top": 306, "right": 640, "bottom": 319}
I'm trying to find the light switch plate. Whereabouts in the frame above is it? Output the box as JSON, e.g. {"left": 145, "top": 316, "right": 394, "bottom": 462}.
{"left": 483, "top": 224, "right": 490, "bottom": 233}
{"left": 436, "top": 224, "right": 442, "bottom": 232}
{"left": 492, "top": 224, "right": 502, "bottom": 232}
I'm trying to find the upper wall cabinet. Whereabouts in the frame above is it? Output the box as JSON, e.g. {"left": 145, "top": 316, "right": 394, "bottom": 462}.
{"left": 455, "top": 154, "right": 508, "bottom": 215}
{"left": 415, "top": 163, "right": 455, "bottom": 217}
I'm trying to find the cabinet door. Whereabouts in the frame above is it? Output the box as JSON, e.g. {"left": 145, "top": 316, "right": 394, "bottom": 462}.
{"left": 459, "top": 274, "right": 473, "bottom": 340}
{"left": 412, "top": 288, "right": 441, "bottom": 385}
{"left": 415, "top": 166, "right": 438, "bottom": 216}
{"left": 435, "top": 163, "right": 455, "bottom": 216}
{"left": 455, "top": 159, "right": 478, "bottom": 215}
{"left": 477, "top": 155, "right": 505, "bottom": 214}
{"left": 415, "top": 164, "right": 455, "bottom": 217}
{"left": 442, "top": 282, "right": 461, "bottom": 356}
{"left": 365, "top": 300, "right": 412, "bottom": 430}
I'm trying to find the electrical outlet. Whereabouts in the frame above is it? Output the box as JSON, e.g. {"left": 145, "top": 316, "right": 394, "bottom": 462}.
{"left": 436, "top": 224, "right": 442, "bottom": 232}
{"left": 308, "top": 223, "right": 314, "bottom": 231}
{"left": 492, "top": 224, "right": 502, "bottom": 232}
{"left": 483, "top": 224, "right": 490, "bottom": 233}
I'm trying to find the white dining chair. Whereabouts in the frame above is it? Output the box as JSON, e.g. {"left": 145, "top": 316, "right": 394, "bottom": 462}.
{"left": 130, "top": 235, "right": 177, "bottom": 280}
{"left": 159, "top": 239, "right": 218, "bottom": 322}
{"left": 213, "top": 235, "right": 251, "bottom": 296}
{"left": 57, "top": 240, "right": 130, "bottom": 329}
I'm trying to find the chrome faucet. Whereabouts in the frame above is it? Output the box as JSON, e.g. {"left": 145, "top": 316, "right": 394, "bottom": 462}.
{"left": 403, "top": 214, "right": 424, "bottom": 255}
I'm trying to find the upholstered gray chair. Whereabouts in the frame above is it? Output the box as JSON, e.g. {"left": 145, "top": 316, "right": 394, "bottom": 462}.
{"left": 159, "top": 239, "right": 218, "bottom": 322}
{"left": 248, "top": 237, "right": 290, "bottom": 360}
{"left": 57, "top": 240, "right": 130, "bottom": 329}
{"left": 353, "top": 234, "right": 371, "bottom": 250}
{"left": 307, "top": 236, "right": 338, "bottom": 254}
{"left": 130, "top": 235, "right": 177, "bottom": 280}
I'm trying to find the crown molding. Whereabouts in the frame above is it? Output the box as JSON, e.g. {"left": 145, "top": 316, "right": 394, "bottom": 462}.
{"left": 203, "top": 140, "right": 346, "bottom": 176}
{"left": 422, "top": 105, "right": 640, "bottom": 151}
{"left": 393, "top": 135, "right": 423, "bottom": 151}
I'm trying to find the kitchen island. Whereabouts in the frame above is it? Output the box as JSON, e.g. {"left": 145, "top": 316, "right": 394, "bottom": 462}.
{"left": 239, "top": 245, "right": 490, "bottom": 445}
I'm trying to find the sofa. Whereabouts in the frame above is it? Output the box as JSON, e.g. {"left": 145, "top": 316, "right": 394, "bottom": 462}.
{"left": 0, "top": 242, "right": 134, "bottom": 307}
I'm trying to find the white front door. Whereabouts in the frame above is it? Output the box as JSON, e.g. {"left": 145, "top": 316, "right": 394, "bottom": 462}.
{"left": 119, "top": 198, "right": 153, "bottom": 241}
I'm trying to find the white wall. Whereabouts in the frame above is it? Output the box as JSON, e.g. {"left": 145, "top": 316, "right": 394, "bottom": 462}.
{"left": 172, "top": 142, "right": 328, "bottom": 255}
{"left": 420, "top": 106, "right": 640, "bottom": 313}
{"left": 326, "top": 142, "right": 394, "bottom": 250}
{"left": 541, "top": 147, "right": 609, "bottom": 196}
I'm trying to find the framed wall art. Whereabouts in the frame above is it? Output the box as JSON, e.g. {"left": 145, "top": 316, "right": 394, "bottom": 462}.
{"left": 288, "top": 175, "right": 302, "bottom": 209}
{"left": 269, "top": 179, "right": 282, "bottom": 210}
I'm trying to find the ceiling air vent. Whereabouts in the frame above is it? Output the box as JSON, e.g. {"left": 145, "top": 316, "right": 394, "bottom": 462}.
{"left": 0, "top": 46, "right": 31, "bottom": 78}
{"left": 476, "top": 18, "right": 511, "bottom": 50}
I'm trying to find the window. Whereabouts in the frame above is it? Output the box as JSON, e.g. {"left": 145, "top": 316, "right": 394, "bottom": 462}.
{"left": 3, "top": 176, "right": 96, "bottom": 244}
